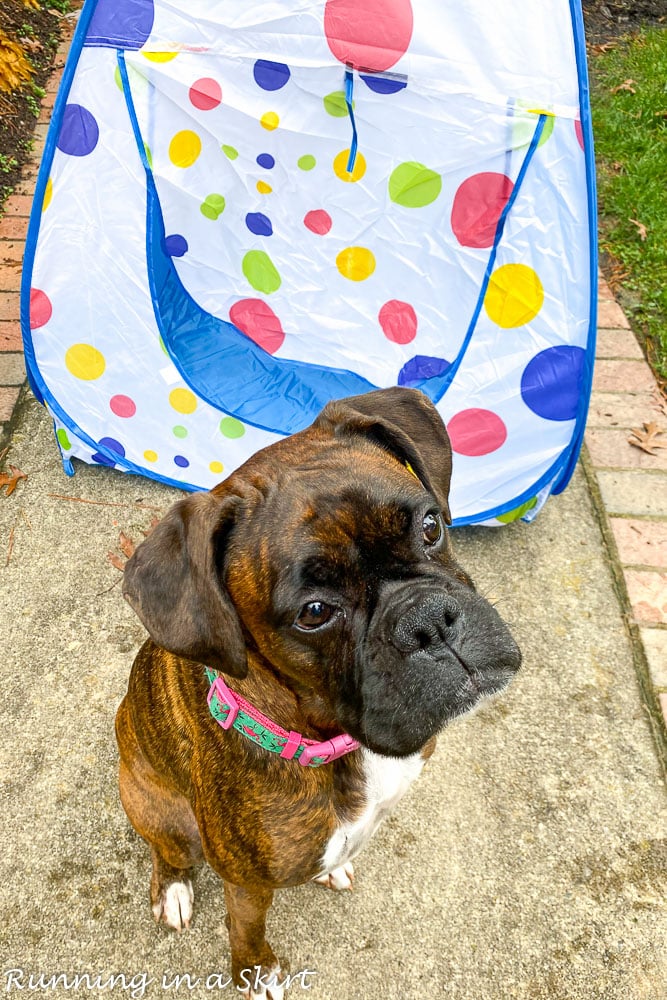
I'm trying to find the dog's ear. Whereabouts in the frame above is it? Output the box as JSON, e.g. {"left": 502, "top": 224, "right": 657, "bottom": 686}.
{"left": 122, "top": 493, "right": 247, "bottom": 677}
{"left": 317, "top": 387, "right": 453, "bottom": 524}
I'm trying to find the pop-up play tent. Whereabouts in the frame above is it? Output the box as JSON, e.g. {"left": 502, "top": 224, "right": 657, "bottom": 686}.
{"left": 21, "top": 0, "right": 597, "bottom": 526}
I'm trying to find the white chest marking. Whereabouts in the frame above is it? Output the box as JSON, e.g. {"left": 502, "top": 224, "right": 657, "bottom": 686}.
{"left": 319, "top": 749, "right": 425, "bottom": 877}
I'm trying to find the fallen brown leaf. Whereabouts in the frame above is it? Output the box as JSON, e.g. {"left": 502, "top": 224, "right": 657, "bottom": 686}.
{"left": 591, "top": 42, "right": 617, "bottom": 54}
{"left": 107, "top": 551, "right": 127, "bottom": 572}
{"left": 628, "top": 422, "right": 667, "bottom": 456}
{"left": 0, "top": 465, "right": 27, "bottom": 497}
{"left": 628, "top": 218, "right": 648, "bottom": 241}
{"left": 610, "top": 79, "right": 636, "bottom": 95}
{"left": 118, "top": 531, "right": 136, "bottom": 559}
{"left": 141, "top": 515, "right": 160, "bottom": 537}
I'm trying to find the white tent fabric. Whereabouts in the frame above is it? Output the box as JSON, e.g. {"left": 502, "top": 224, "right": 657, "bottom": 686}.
{"left": 21, "top": 0, "right": 597, "bottom": 525}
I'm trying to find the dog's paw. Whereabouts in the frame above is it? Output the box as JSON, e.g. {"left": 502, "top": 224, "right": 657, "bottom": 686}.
{"left": 312, "top": 861, "right": 354, "bottom": 891}
{"left": 152, "top": 879, "right": 194, "bottom": 931}
{"left": 239, "top": 965, "right": 285, "bottom": 1000}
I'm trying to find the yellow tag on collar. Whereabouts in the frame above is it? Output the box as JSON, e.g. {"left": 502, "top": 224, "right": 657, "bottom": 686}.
{"left": 405, "top": 461, "right": 420, "bottom": 482}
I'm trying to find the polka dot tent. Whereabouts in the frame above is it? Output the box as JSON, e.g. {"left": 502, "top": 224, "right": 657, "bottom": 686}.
{"left": 24, "top": 0, "right": 596, "bottom": 528}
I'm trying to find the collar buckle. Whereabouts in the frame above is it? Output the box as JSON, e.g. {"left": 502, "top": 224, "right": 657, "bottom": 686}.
{"left": 298, "top": 733, "right": 361, "bottom": 767}
{"left": 207, "top": 675, "right": 239, "bottom": 730}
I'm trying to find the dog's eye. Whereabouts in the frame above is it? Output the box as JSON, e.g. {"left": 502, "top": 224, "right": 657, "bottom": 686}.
{"left": 295, "top": 601, "right": 335, "bottom": 630}
{"left": 422, "top": 512, "right": 442, "bottom": 546}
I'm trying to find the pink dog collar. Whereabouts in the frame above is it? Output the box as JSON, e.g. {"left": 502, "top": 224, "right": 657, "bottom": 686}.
{"left": 205, "top": 668, "right": 360, "bottom": 767}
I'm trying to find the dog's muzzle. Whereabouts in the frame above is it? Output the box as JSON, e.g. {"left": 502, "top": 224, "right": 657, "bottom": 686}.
{"left": 340, "top": 582, "right": 521, "bottom": 757}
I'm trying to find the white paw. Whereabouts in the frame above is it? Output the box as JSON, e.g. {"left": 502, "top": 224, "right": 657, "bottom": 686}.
{"left": 313, "top": 861, "right": 354, "bottom": 891}
{"left": 152, "top": 880, "right": 194, "bottom": 931}
{"left": 240, "top": 965, "right": 285, "bottom": 1000}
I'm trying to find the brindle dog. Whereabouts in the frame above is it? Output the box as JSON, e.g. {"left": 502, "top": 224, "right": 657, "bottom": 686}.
{"left": 117, "top": 387, "right": 521, "bottom": 998}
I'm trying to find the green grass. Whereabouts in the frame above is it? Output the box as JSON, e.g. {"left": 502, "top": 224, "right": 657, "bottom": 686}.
{"left": 589, "top": 26, "right": 667, "bottom": 383}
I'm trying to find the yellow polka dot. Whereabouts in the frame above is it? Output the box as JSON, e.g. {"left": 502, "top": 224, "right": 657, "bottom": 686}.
{"left": 260, "top": 111, "right": 279, "bottom": 131}
{"left": 256, "top": 180, "right": 272, "bottom": 195}
{"left": 142, "top": 51, "right": 178, "bottom": 62}
{"left": 42, "top": 177, "right": 52, "bottom": 213}
{"left": 169, "top": 130, "right": 201, "bottom": 168}
{"left": 144, "top": 450, "right": 158, "bottom": 463}
{"left": 484, "top": 263, "right": 544, "bottom": 328}
{"left": 65, "top": 344, "right": 106, "bottom": 381}
{"left": 169, "top": 388, "right": 198, "bottom": 414}
{"left": 209, "top": 461, "right": 224, "bottom": 475}
{"left": 333, "top": 149, "right": 366, "bottom": 183}
{"left": 336, "top": 246, "right": 376, "bottom": 282}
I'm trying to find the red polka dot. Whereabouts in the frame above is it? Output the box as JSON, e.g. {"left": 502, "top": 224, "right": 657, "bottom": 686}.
{"left": 189, "top": 78, "right": 222, "bottom": 111}
{"left": 29, "top": 288, "right": 52, "bottom": 329}
{"left": 324, "top": 0, "right": 413, "bottom": 73}
{"left": 110, "top": 394, "right": 137, "bottom": 418}
{"left": 230, "top": 299, "right": 285, "bottom": 354}
{"left": 447, "top": 408, "right": 507, "bottom": 457}
{"left": 450, "top": 173, "right": 514, "bottom": 249}
{"left": 378, "top": 300, "right": 417, "bottom": 344}
{"left": 574, "top": 119, "right": 584, "bottom": 151}
{"left": 304, "top": 210, "right": 332, "bottom": 235}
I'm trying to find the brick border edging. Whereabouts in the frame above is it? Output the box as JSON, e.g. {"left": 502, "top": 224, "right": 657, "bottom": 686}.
{"left": 1, "top": 15, "right": 665, "bottom": 748}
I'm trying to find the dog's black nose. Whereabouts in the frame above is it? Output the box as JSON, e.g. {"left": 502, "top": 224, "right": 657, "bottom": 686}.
{"left": 391, "top": 592, "right": 461, "bottom": 655}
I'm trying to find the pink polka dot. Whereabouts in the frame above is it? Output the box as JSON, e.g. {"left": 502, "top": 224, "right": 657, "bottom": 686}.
{"left": 324, "top": 0, "right": 413, "bottom": 73}
{"left": 110, "top": 394, "right": 137, "bottom": 418}
{"left": 189, "top": 78, "right": 222, "bottom": 111}
{"left": 447, "top": 408, "right": 507, "bottom": 457}
{"left": 230, "top": 299, "right": 285, "bottom": 354}
{"left": 378, "top": 300, "right": 417, "bottom": 344}
{"left": 574, "top": 119, "right": 584, "bottom": 151}
{"left": 451, "top": 173, "right": 514, "bottom": 249}
{"left": 304, "top": 210, "right": 332, "bottom": 235}
{"left": 29, "top": 288, "right": 52, "bottom": 329}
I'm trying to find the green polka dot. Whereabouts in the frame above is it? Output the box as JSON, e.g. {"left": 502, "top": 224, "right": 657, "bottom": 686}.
{"left": 513, "top": 105, "right": 555, "bottom": 149}
{"left": 388, "top": 162, "right": 442, "bottom": 208}
{"left": 144, "top": 143, "right": 153, "bottom": 169}
{"left": 496, "top": 497, "right": 538, "bottom": 524}
{"left": 201, "top": 193, "right": 225, "bottom": 220}
{"left": 219, "top": 416, "right": 245, "bottom": 439}
{"left": 298, "top": 154, "right": 316, "bottom": 171}
{"left": 57, "top": 428, "right": 71, "bottom": 450}
{"left": 242, "top": 250, "right": 281, "bottom": 294}
{"left": 222, "top": 144, "right": 238, "bottom": 160}
{"left": 172, "top": 425, "right": 188, "bottom": 439}
{"left": 323, "top": 91, "right": 350, "bottom": 117}
{"left": 159, "top": 336, "right": 168, "bottom": 356}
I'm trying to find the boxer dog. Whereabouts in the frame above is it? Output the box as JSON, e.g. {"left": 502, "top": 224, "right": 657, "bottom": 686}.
{"left": 117, "top": 387, "right": 521, "bottom": 998}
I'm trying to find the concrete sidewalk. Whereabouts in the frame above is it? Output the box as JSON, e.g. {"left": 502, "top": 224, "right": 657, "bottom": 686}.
{"left": 0, "top": 13, "right": 666, "bottom": 1000}
{"left": 0, "top": 393, "right": 665, "bottom": 1000}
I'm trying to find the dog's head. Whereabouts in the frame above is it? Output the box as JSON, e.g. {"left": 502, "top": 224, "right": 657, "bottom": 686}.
{"left": 123, "top": 387, "right": 521, "bottom": 757}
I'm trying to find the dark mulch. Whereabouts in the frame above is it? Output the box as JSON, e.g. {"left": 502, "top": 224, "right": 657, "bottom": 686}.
{"left": 0, "top": 1, "right": 67, "bottom": 207}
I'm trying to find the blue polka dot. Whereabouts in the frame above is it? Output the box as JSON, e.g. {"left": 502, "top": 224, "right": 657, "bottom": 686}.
{"left": 521, "top": 346, "right": 586, "bottom": 421}
{"left": 174, "top": 455, "right": 190, "bottom": 468}
{"left": 163, "top": 234, "right": 188, "bottom": 257}
{"left": 57, "top": 104, "right": 99, "bottom": 157}
{"left": 85, "top": 0, "right": 154, "bottom": 49}
{"left": 253, "top": 60, "right": 290, "bottom": 91}
{"left": 256, "top": 153, "right": 275, "bottom": 169}
{"left": 92, "top": 437, "right": 125, "bottom": 467}
{"left": 398, "top": 356, "right": 450, "bottom": 388}
{"left": 245, "top": 212, "right": 273, "bottom": 237}
{"left": 360, "top": 74, "right": 407, "bottom": 95}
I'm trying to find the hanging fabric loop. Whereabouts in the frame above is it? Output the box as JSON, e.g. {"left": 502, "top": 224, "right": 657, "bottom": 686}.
{"left": 344, "top": 67, "right": 358, "bottom": 174}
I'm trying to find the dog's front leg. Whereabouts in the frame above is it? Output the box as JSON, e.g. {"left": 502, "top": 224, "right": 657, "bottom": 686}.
{"left": 223, "top": 882, "right": 285, "bottom": 1000}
